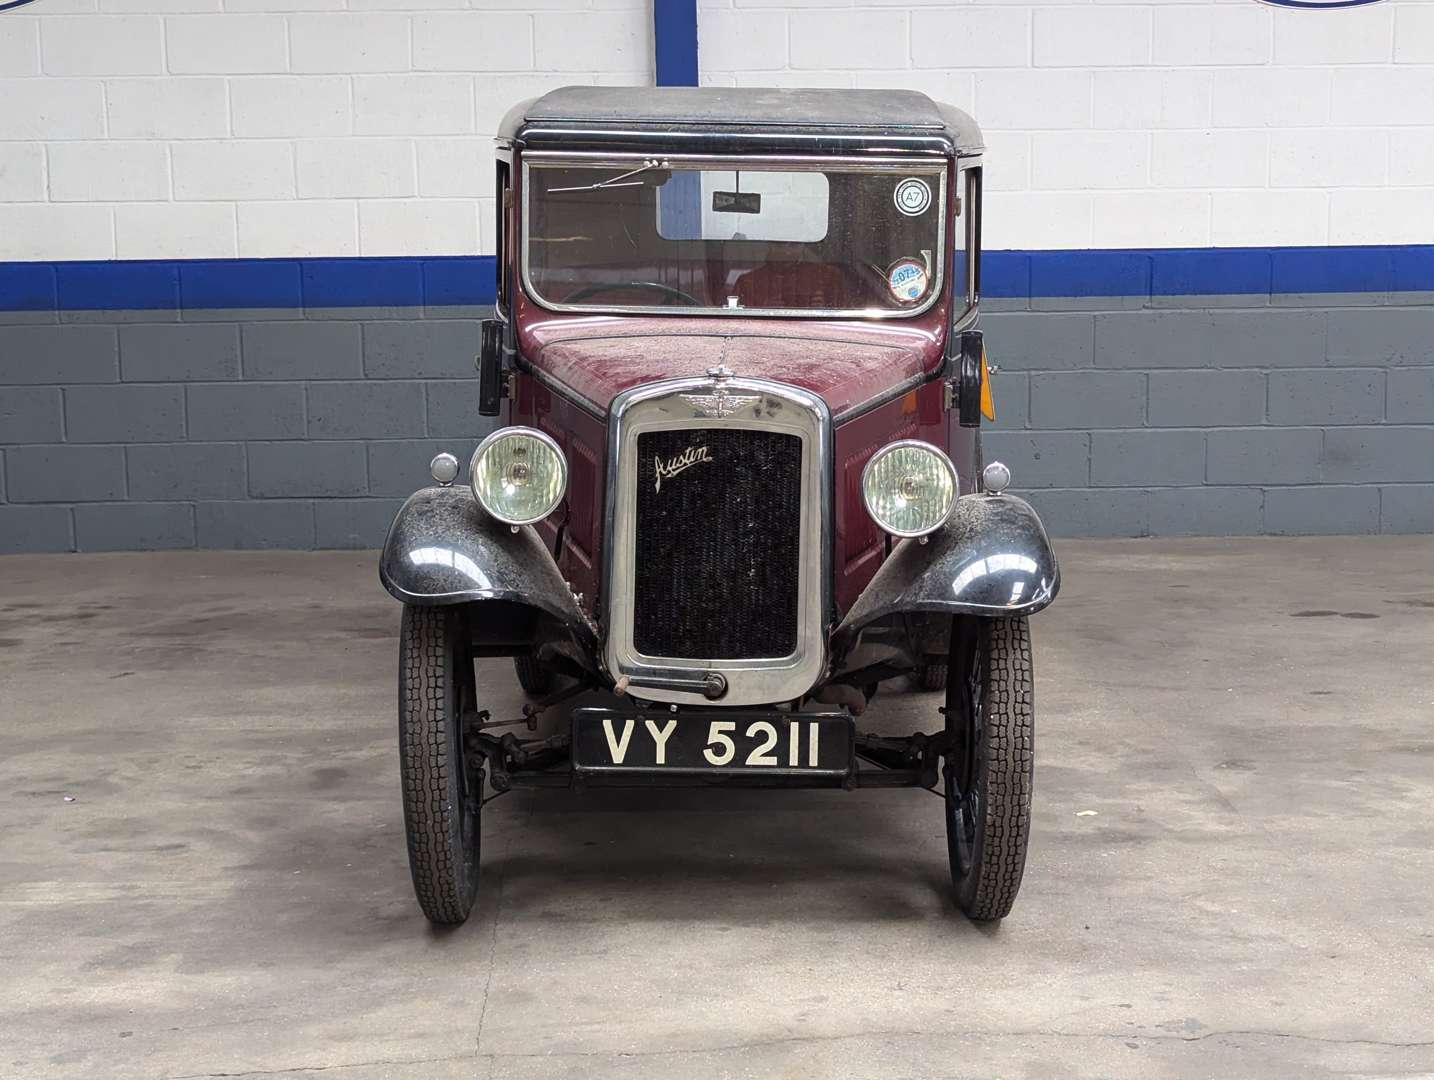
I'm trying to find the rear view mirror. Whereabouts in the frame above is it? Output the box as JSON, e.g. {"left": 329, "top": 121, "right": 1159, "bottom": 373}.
{"left": 712, "top": 191, "right": 761, "bottom": 214}
{"left": 957, "top": 330, "right": 983, "bottom": 428}
{"left": 478, "top": 319, "right": 506, "bottom": 417}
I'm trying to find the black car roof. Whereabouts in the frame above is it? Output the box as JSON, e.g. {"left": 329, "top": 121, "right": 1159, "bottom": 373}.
{"left": 499, "top": 86, "right": 983, "bottom": 159}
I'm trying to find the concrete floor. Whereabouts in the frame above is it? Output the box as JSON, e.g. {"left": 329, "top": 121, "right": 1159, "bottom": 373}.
{"left": 1, "top": 538, "right": 1433, "bottom": 1079}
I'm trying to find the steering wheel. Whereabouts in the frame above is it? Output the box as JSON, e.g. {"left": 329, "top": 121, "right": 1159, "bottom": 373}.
{"left": 564, "top": 281, "right": 701, "bottom": 307}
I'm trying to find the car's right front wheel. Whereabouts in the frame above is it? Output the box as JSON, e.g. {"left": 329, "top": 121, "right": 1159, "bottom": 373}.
{"left": 942, "top": 614, "right": 1034, "bottom": 922}
{"left": 398, "top": 604, "right": 482, "bottom": 926}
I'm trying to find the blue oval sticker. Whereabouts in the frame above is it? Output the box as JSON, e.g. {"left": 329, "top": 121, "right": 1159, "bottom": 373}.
{"left": 1259, "top": 0, "right": 1386, "bottom": 8}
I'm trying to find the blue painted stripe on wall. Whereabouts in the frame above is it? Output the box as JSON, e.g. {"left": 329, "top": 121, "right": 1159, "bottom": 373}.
{"left": 654, "top": 0, "right": 699, "bottom": 87}
{"left": 3, "top": 247, "right": 1434, "bottom": 312}
{"left": 981, "top": 245, "right": 1434, "bottom": 299}
{"left": 0, "top": 256, "right": 497, "bottom": 311}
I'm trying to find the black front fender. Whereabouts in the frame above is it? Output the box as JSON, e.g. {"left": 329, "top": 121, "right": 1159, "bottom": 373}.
{"left": 833, "top": 493, "right": 1059, "bottom": 658}
{"left": 379, "top": 486, "right": 597, "bottom": 653}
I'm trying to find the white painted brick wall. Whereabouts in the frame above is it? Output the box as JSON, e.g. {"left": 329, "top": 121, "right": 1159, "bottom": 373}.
{"left": 49, "top": 142, "right": 171, "bottom": 200}
{"left": 353, "top": 74, "right": 476, "bottom": 133}
{"left": 295, "top": 137, "right": 417, "bottom": 198}
{"left": 167, "top": 15, "right": 289, "bottom": 73}
{"left": 0, "top": 145, "right": 47, "bottom": 202}
{"left": 0, "top": 3, "right": 648, "bottom": 259}
{"left": 0, "top": 19, "right": 41, "bottom": 76}
{"left": 230, "top": 76, "right": 353, "bottom": 137}
{"left": 1, "top": 0, "right": 1432, "bottom": 260}
{"left": 237, "top": 200, "right": 357, "bottom": 255}
{"left": 358, "top": 197, "right": 479, "bottom": 254}
{"left": 700, "top": 0, "right": 1434, "bottom": 251}
{"left": 106, "top": 77, "right": 229, "bottom": 138}
{"left": 171, "top": 140, "right": 296, "bottom": 199}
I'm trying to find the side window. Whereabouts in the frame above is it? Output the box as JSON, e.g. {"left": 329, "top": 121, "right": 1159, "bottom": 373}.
{"left": 965, "top": 166, "right": 981, "bottom": 308}
{"left": 949, "top": 166, "right": 980, "bottom": 322}
{"left": 495, "top": 159, "right": 511, "bottom": 316}
{"left": 950, "top": 169, "right": 967, "bottom": 309}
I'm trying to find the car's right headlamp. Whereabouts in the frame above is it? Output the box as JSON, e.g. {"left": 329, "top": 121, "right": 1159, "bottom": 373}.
{"left": 861, "top": 439, "right": 958, "bottom": 538}
{"left": 469, "top": 427, "right": 568, "bottom": 526}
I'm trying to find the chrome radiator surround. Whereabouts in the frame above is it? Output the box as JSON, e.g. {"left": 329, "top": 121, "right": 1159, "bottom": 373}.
{"left": 603, "top": 375, "right": 832, "bottom": 707}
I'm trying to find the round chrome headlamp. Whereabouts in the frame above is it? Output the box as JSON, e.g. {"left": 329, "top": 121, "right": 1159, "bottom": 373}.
{"left": 861, "top": 440, "right": 958, "bottom": 538}
{"left": 469, "top": 427, "right": 567, "bottom": 526}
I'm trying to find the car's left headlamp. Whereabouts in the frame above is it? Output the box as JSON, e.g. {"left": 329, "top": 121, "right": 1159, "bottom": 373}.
{"left": 861, "top": 439, "right": 958, "bottom": 538}
{"left": 469, "top": 427, "right": 567, "bottom": 526}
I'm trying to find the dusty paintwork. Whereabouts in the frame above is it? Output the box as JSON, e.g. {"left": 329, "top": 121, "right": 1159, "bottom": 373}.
{"left": 379, "top": 485, "right": 597, "bottom": 651}
{"left": 509, "top": 292, "right": 963, "bottom": 619}
{"left": 833, "top": 492, "right": 1060, "bottom": 658}
{"left": 509, "top": 375, "right": 608, "bottom": 613}
{"left": 830, "top": 380, "right": 958, "bottom": 613}
{"left": 513, "top": 290, "right": 950, "bottom": 419}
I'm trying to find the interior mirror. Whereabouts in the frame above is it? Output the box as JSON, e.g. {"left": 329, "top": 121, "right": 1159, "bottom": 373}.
{"left": 712, "top": 190, "right": 761, "bottom": 214}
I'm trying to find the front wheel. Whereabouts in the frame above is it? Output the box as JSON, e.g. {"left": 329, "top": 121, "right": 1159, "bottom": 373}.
{"left": 398, "top": 605, "right": 481, "bottom": 925}
{"left": 912, "top": 661, "right": 948, "bottom": 691}
{"left": 513, "top": 652, "right": 557, "bottom": 697}
{"left": 943, "top": 615, "right": 1034, "bottom": 922}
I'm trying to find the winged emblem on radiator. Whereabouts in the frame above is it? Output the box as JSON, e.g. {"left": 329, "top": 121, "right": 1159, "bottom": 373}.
{"left": 681, "top": 364, "right": 757, "bottom": 418}
{"left": 679, "top": 388, "right": 759, "bottom": 419}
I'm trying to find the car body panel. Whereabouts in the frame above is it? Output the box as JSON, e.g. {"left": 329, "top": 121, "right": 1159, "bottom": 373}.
{"left": 832, "top": 493, "right": 1060, "bottom": 660}
{"left": 513, "top": 293, "right": 950, "bottom": 421}
{"left": 379, "top": 485, "right": 598, "bottom": 652}
{"left": 831, "top": 379, "right": 966, "bottom": 615}
{"left": 511, "top": 373, "right": 607, "bottom": 616}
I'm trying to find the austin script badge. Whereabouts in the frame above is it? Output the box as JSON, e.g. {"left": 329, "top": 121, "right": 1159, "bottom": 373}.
{"left": 655, "top": 445, "right": 712, "bottom": 492}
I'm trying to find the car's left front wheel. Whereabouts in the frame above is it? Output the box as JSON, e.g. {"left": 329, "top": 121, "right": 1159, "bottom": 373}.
{"left": 943, "top": 614, "right": 1034, "bottom": 922}
{"left": 398, "top": 604, "right": 481, "bottom": 925}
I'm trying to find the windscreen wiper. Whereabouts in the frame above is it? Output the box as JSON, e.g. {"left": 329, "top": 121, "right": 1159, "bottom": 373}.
{"left": 547, "top": 161, "right": 664, "bottom": 194}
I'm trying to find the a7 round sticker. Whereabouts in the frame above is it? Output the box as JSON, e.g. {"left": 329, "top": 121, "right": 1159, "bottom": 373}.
{"left": 894, "top": 178, "right": 932, "bottom": 216}
{"left": 887, "top": 258, "right": 929, "bottom": 303}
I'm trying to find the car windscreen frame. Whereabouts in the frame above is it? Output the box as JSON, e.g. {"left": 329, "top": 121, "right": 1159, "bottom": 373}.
{"left": 519, "top": 151, "right": 951, "bottom": 321}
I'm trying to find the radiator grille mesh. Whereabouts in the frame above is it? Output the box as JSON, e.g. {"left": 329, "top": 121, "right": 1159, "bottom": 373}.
{"left": 633, "top": 427, "right": 802, "bottom": 660}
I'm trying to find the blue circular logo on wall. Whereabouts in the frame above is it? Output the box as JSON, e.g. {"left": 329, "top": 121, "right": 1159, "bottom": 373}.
{"left": 1259, "top": 0, "right": 1385, "bottom": 7}
{"left": 0, "top": 0, "right": 42, "bottom": 9}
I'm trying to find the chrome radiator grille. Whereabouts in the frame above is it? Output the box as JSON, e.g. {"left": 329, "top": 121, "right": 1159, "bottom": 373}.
{"left": 604, "top": 375, "right": 831, "bottom": 707}
{"left": 633, "top": 427, "right": 802, "bottom": 660}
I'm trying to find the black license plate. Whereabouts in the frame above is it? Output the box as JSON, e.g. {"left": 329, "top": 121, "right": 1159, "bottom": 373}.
{"left": 571, "top": 708, "right": 853, "bottom": 776}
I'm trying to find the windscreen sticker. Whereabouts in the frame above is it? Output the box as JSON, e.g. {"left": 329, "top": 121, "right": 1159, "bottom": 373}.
{"left": 887, "top": 258, "right": 929, "bottom": 303}
{"left": 893, "top": 177, "right": 932, "bottom": 217}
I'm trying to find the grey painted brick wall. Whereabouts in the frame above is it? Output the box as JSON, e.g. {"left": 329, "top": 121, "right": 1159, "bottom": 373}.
{"left": 0, "top": 309, "right": 499, "bottom": 553}
{"left": 1, "top": 297, "right": 1433, "bottom": 553}
{"left": 981, "top": 297, "right": 1434, "bottom": 538}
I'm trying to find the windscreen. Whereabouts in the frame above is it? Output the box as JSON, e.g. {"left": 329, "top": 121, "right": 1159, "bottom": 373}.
{"left": 524, "top": 160, "right": 947, "bottom": 316}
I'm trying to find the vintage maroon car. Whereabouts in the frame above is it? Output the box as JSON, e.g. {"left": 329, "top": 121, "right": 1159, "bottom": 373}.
{"left": 380, "top": 87, "right": 1060, "bottom": 926}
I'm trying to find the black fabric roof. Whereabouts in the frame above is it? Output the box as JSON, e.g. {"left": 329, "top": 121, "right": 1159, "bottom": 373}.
{"left": 499, "top": 86, "right": 983, "bottom": 157}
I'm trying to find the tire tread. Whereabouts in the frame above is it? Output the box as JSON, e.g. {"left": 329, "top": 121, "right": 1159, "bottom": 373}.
{"left": 513, "top": 652, "right": 556, "bottom": 697}
{"left": 956, "top": 616, "right": 1034, "bottom": 922}
{"left": 398, "top": 605, "right": 477, "bottom": 925}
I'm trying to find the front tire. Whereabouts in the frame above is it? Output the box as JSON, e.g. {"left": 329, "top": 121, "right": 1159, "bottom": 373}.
{"left": 943, "top": 615, "right": 1034, "bottom": 922}
{"left": 513, "top": 652, "right": 557, "bottom": 697}
{"left": 398, "top": 605, "right": 481, "bottom": 925}
{"left": 913, "top": 661, "right": 948, "bottom": 691}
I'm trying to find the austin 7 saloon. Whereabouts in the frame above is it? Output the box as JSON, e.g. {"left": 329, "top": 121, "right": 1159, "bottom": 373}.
{"left": 380, "top": 87, "right": 1060, "bottom": 925}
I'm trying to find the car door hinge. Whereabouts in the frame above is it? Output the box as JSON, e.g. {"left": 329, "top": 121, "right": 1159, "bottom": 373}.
{"left": 502, "top": 369, "right": 517, "bottom": 400}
